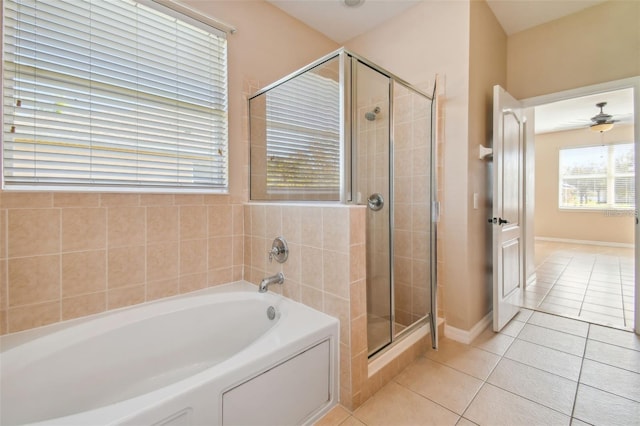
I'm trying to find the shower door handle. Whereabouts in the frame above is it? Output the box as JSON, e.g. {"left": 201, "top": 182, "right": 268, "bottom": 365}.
{"left": 367, "top": 193, "right": 384, "bottom": 211}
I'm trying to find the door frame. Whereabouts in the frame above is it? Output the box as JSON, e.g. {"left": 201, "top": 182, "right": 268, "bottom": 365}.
{"left": 520, "top": 76, "right": 640, "bottom": 334}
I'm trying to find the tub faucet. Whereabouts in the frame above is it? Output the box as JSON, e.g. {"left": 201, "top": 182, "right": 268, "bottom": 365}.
{"left": 259, "top": 272, "right": 285, "bottom": 293}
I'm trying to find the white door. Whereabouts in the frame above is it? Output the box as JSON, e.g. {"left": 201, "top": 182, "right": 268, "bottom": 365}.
{"left": 492, "top": 85, "right": 525, "bottom": 332}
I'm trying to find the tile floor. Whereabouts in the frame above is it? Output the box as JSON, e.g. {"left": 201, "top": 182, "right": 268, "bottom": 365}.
{"left": 524, "top": 241, "right": 635, "bottom": 330}
{"left": 315, "top": 309, "right": 640, "bottom": 426}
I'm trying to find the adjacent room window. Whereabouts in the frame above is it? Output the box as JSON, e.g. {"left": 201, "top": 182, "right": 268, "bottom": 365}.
{"left": 2, "top": 0, "right": 228, "bottom": 191}
{"left": 559, "top": 143, "right": 635, "bottom": 209}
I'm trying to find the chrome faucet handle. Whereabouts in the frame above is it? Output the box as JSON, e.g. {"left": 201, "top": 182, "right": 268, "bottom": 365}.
{"left": 268, "top": 237, "right": 288, "bottom": 263}
{"left": 268, "top": 246, "right": 280, "bottom": 262}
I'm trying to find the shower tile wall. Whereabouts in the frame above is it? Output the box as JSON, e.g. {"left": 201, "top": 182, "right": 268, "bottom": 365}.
{"left": 357, "top": 100, "right": 389, "bottom": 321}
{"left": 392, "top": 83, "right": 432, "bottom": 327}
{"left": 0, "top": 192, "right": 244, "bottom": 334}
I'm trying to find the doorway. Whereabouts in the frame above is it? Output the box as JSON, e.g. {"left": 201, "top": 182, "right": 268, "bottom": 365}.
{"left": 521, "top": 81, "right": 638, "bottom": 331}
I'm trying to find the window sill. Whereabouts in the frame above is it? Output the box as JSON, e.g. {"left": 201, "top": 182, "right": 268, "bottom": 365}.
{"left": 558, "top": 207, "right": 636, "bottom": 216}
{"left": 2, "top": 185, "right": 229, "bottom": 195}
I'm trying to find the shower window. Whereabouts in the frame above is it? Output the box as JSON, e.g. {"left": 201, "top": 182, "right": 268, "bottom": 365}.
{"left": 250, "top": 57, "right": 341, "bottom": 200}
{"left": 266, "top": 72, "right": 340, "bottom": 193}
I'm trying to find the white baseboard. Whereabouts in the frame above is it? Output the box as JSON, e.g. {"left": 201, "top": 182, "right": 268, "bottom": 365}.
{"left": 535, "top": 236, "right": 633, "bottom": 249}
{"left": 444, "top": 311, "right": 492, "bottom": 344}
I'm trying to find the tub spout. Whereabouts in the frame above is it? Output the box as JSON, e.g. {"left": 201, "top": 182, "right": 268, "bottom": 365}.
{"left": 259, "top": 272, "right": 284, "bottom": 293}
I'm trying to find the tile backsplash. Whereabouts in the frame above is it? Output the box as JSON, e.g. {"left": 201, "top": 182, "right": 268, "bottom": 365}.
{"left": 0, "top": 192, "right": 244, "bottom": 334}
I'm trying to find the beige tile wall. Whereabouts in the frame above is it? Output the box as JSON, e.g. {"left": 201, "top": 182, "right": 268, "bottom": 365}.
{"left": 0, "top": 191, "right": 244, "bottom": 334}
{"left": 242, "top": 202, "right": 432, "bottom": 411}
{"left": 356, "top": 100, "right": 390, "bottom": 320}
{"left": 392, "top": 83, "right": 433, "bottom": 327}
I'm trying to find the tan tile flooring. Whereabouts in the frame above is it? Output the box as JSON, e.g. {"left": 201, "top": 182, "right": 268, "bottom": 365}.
{"left": 525, "top": 242, "right": 635, "bottom": 330}
{"left": 316, "top": 309, "right": 640, "bottom": 425}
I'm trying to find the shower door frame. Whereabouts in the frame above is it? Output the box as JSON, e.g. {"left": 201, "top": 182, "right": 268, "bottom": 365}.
{"left": 349, "top": 56, "right": 395, "bottom": 355}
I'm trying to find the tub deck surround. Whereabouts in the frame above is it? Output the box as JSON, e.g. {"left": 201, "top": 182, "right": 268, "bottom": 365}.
{"left": 0, "top": 281, "right": 339, "bottom": 426}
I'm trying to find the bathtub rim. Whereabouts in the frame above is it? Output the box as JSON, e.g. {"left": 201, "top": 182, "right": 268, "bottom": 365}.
{"left": 1, "top": 280, "right": 258, "bottom": 350}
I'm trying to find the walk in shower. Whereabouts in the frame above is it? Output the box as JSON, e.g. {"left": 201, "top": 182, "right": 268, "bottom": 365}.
{"left": 249, "top": 49, "right": 437, "bottom": 357}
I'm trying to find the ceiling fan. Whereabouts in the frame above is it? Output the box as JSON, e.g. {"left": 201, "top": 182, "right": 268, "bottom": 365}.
{"left": 589, "top": 101, "right": 617, "bottom": 132}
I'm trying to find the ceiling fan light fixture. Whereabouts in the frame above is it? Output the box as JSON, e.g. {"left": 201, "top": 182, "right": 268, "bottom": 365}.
{"left": 342, "top": 0, "right": 365, "bottom": 8}
{"left": 590, "top": 122, "right": 614, "bottom": 133}
{"left": 589, "top": 101, "right": 616, "bottom": 133}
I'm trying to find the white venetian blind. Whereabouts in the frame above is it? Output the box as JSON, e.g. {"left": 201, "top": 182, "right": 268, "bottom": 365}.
{"left": 265, "top": 70, "right": 340, "bottom": 193}
{"left": 559, "top": 143, "right": 635, "bottom": 209}
{"left": 2, "top": 0, "right": 228, "bottom": 191}
{"left": 613, "top": 143, "right": 635, "bottom": 206}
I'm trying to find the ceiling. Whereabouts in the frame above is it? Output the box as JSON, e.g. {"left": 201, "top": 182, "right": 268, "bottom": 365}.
{"left": 266, "top": 0, "right": 608, "bottom": 43}
{"left": 535, "top": 88, "right": 634, "bottom": 135}
{"left": 486, "top": 0, "right": 606, "bottom": 36}
{"left": 267, "top": 0, "right": 421, "bottom": 44}
{"left": 266, "top": 0, "right": 633, "bottom": 134}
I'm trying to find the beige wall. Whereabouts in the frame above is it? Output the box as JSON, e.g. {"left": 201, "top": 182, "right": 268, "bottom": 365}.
{"left": 348, "top": 0, "right": 475, "bottom": 330}
{"left": 535, "top": 125, "right": 635, "bottom": 245}
{"left": 465, "top": 0, "right": 507, "bottom": 330}
{"left": 0, "top": 1, "right": 339, "bottom": 334}
{"left": 507, "top": 0, "right": 640, "bottom": 99}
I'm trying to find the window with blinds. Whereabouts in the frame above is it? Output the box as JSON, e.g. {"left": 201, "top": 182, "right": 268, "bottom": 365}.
{"left": 2, "top": 0, "right": 228, "bottom": 191}
{"left": 559, "top": 143, "right": 635, "bottom": 209}
{"left": 264, "top": 68, "right": 340, "bottom": 195}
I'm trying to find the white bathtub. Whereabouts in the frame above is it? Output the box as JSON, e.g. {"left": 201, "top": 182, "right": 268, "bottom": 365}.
{"left": 0, "top": 281, "right": 339, "bottom": 426}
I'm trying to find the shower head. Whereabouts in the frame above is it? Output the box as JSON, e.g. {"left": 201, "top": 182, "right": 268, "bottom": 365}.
{"left": 365, "top": 106, "right": 380, "bottom": 121}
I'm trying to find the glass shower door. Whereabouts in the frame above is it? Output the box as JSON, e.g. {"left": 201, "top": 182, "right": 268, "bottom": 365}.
{"left": 353, "top": 61, "right": 392, "bottom": 355}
